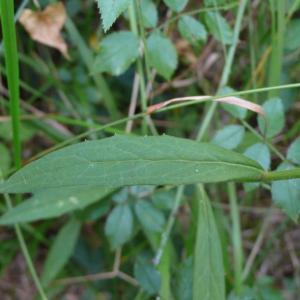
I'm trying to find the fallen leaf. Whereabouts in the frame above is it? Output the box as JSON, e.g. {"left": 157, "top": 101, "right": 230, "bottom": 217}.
{"left": 19, "top": 2, "right": 69, "bottom": 58}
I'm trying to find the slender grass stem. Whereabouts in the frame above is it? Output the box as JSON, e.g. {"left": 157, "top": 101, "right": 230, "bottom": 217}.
{"left": 157, "top": 1, "right": 239, "bottom": 30}
{"left": 268, "top": 0, "right": 285, "bottom": 98}
{"left": 228, "top": 182, "right": 243, "bottom": 295}
{"left": 153, "top": 186, "right": 184, "bottom": 266}
{"left": 196, "top": 0, "right": 248, "bottom": 141}
{"left": 0, "top": 2, "right": 48, "bottom": 299}
{"left": 1, "top": 0, "right": 21, "bottom": 168}
{"left": 128, "top": 2, "right": 158, "bottom": 135}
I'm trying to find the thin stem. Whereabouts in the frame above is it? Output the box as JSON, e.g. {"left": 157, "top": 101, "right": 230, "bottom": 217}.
{"left": 128, "top": 2, "right": 157, "bottom": 135}
{"left": 0, "top": 3, "right": 48, "bottom": 299}
{"left": 228, "top": 182, "right": 243, "bottom": 295}
{"left": 242, "top": 208, "right": 273, "bottom": 281}
{"left": 156, "top": 1, "right": 239, "bottom": 31}
{"left": 1, "top": 0, "right": 21, "bottom": 168}
{"left": 241, "top": 120, "right": 286, "bottom": 161}
{"left": 153, "top": 186, "right": 184, "bottom": 266}
{"left": 196, "top": 0, "right": 248, "bottom": 141}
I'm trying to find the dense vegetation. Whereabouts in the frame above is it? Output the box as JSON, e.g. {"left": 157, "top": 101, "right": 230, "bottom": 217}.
{"left": 0, "top": 0, "right": 300, "bottom": 299}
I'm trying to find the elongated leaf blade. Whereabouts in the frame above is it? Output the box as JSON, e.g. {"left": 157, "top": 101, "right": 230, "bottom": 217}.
{"left": 193, "top": 186, "right": 225, "bottom": 300}
{"left": 0, "top": 135, "right": 264, "bottom": 193}
{"left": 0, "top": 187, "right": 113, "bottom": 224}
{"left": 41, "top": 217, "right": 81, "bottom": 286}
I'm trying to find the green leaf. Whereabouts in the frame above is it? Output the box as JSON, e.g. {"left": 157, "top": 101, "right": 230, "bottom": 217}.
{"left": 96, "top": 0, "right": 132, "bottom": 31}
{"left": 287, "top": 136, "right": 300, "bottom": 165}
{"left": 193, "top": 186, "right": 225, "bottom": 300}
{"left": 271, "top": 162, "right": 300, "bottom": 221}
{"left": 205, "top": 11, "right": 233, "bottom": 45}
{"left": 163, "top": 0, "right": 188, "bottom": 12}
{"left": 284, "top": 20, "right": 300, "bottom": 51}
{"left": 134, "top": 254, "right": 161, "bottom": 295}
{"left": 243, "top": 143, "right": 270, "bottom": 192}
{"left": 93, "top": 31, "right": 140, "bottom": 76}
{"left": 152, "top": 190, "right": 176, "bottom": 211}
{"left": 41, "top": 217, "right": 81, "bottom": 286}
{"left": 212, "top": 125, "right": 245, "bottom": 150}
{"left": 141, "top": 0, "right": 158, "bottom": 28}
{"left": 244, "top": 143, "right": 271, "bottom": 171}
{"left": 0, "top": 143, "right": 11, "bottom": 175}
{"left": 105, "top": 203, "right": 133, "bottom": 249}
{"left": 92, "top": 31, "right": 139, "bottom": 75}
{"left": 219, "top": 87, "right": 247, "bottom": 119}
{"left": 0, "top": 135, "right": 265, "bottom": 194}
{"left": 258, "top": 98, "right": 285, "bottom": 138}
{"left": 178, "top": 16, "right": 207, "bottom": 45}
{"left": 204, "top": 0, "right": 227, "bottom": 6}
{"left": 147, "top": 32, "right": 178, "bottom": 80}
{"left": 174, "top": 257, "right": 193, "bottom": 300}
{"left": 0, "top": 187, "right": 112, "bottom": 224}
{"left": 135, "top": 200, "right": 165, "bottom": 232}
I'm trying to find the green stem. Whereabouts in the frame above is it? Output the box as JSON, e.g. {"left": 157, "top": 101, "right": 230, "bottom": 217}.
{"left": 1, "top": 0, "right": 21, "bottom": 168}
{"left": 241, "top": 120, "right": 286, "bottom": 161}
{"left": 153, "top": 186, "right": 184, "bottom": 266}
{"left": 0, "top": 2, "right": 48, "bottom": 299}
{"left": 128, "top": 2, "right": 158, "bottom": 135}
{"left": 228, "top": 182, "right": 243, "bottom": 295}
{"left": 263, "top": 168, "right": 300, "bottom": 181}
{"left": 196, "top": 0, "right": 248, "bottom": 141}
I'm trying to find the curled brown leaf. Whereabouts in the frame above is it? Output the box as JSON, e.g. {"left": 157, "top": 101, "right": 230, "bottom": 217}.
{"left": 147, "top": 95, "right": 264, "bottom": 116}
{"left": 19, "top": 2, "right": 69, "bottom": 58}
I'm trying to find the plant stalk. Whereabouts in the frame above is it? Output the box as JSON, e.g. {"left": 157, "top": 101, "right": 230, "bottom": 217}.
{"left": 0, "top": 2, "right": 48, "bottom": 299}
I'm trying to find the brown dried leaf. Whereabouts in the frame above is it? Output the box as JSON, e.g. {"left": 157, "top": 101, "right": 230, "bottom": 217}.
{"left": 147, "top": 95, "right": 264, "bottom": 115}
{"left": 19, "top": 2, "right": 69, "bottom": 58}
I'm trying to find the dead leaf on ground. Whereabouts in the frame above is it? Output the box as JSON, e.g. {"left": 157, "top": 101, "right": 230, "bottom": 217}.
{"left": 19, "top": 2, "right": 69, "bottom": 58}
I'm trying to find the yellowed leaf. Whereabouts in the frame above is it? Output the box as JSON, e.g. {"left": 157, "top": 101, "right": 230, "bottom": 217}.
{"left": 19, "top": 2, "right": 69, "bottom": 58}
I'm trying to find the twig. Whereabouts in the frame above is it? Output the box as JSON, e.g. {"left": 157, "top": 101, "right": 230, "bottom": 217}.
{"left": 56, "top": 247, "right": 138, "bottom": 287}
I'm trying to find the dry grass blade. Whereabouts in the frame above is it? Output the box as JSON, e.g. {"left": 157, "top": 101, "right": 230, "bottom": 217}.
{"left": 147, "top": 95, "right": 264, "bottom": 116}
{"left": 19, "top": 2, "right": 69, "bottom": 58}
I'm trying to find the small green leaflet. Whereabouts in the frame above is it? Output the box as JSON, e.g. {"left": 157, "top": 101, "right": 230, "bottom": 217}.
{"left": 163, "top": 0, "right": 188, "bottom": 12}
{"left": 134, "top": 254, "right": 161, "bottom": 294}
{"left": 212, "top": 125, "right": 245, "bottom": 150}
{"left": 105, "top": 203, "right": 133, "bottom": 249}
{"left": 287, "top": 136, "right": 300, "bottom": 164}
{"left": 243, "top": 143, "right": 271, "bottom": 192}
{"left": 178, "top": 16, "right": 207, "bottom": 45}
{"left": 93, "top": 31, "right": 140, "bottom": 76}
{"left": 205, "top": 11, "right": 233, "bottom": 45}
{"left": 272, "top": 163, "right": 300, "bottom": 222}
{"left": 0, "top": 135, "right": 264, "bottom": 194}
{"left": 134, "top": 200, "right": 165, "bottom": 232}
{"left": 96, "top": 0, "right": 132, "bottom": 32}
{"left": 147, "top": 32, "right": 178, "bottom": 80}
{"left": 141, "top": 0, "right": 158, "bottom": 28}
{"left": 258, "top": 98, "right": 285, "bottom": 138}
